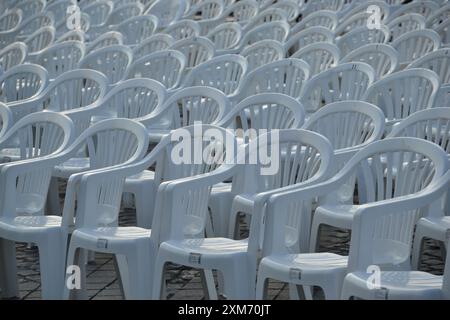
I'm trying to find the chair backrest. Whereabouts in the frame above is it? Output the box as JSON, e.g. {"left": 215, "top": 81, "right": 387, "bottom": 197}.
{"left": 145, "top": 0, "right": 186, "bottom": 29}
{"left": 78, "top": 45, "right": 133, "bottom": 85}
{"left": 0, "top": 64, "right": 49, "bottom": 105}
{"left": 14, "top": 12, "right": 54, "bottom": 41}
{"left": 337, "top": 25, "right": 390, "bottom": 58}
{"left": 132, "top": 33, "right": 175, "bottom": 60}
{"left": 345, "top": 143, "right": 448, "bottom": 274}
{"left": 24, "top": 26, "right": 55, "bottom": 57}
{"left": 0, "top": 103, "right": 12, "bottom": 139}
{"left": 238, "top": 58, "right": 310, "bottom": 102}
{"left": 335, "top": 11, "right": 375, "bottom": 37}
{"left": 392, "top": 29, "right": 441, "bottom": 67}
{"left": 105, "top": 3, "right": 144, "bottom": 27}
{"left": 116, "top": 15, "right": 159, "bottom": 46}
{"left": 341, "top": 43, "right": 399, "bottom": 79}
{"left": 387, "top": 13, "right": 426, "bottom": 41}
{"left": 46, "top": 0, "right": 72, "bottom": 25}
{"left": 285, "top": 26, "right": 334, "bottom": 56}
{"left": 271, "top": 0, "right": 300, "bottom": 23}
{"left": 207, "top": 22, "right": 242, "bottom": 52}
{"left": 219, "top": 93, "right": 305, "bottom": 141}
{"left": 40, "top": 69, "right": 109, "bottom": 113}
{"left": 163, "top": 19, "right": 200, "bottom": 41}
{"left": 364, "top": 68, "right": 440, "bottom": 125}
{"left": 435, "top": 18, "right": 450, "bottom": 47}
{"left": 240, "top": 20, "right": 290, "bottom": 48}
{"left": 220, "top": 0, "right": 259, "bottom": 24}
{"left": 408, "top": 48, "right": 450, "bottom": 85}
{"left": 126, "top": 50, "right": 186, "bottom": 90}
{"left": 290, "top": 10, "right": 338, "bottom": 35}
{"left": 169, "top": 36, "right": 215, "bottom": 71}
{"left": 426, "top": 3, "right": 450, "bottom": 29}
{"left": 85, "top": 31, "right": 123, "bottom": 55}
{"left": 0, "top": 42, "right": 27, "bottom": 72}
{"left": 0, "top": 8, "right": 22, "bottom": 32}
{"left": 292, "top": 42, "right": 340, "bottom": 76}
{"left": 143, "top": 86, "right": 228, "bottom": 130}
{"left": 303, "top": 101, "right": 385, "bottom": 168}
{"left": 16, "top": 0, "right": 46, "bottom": 18}
{"left": 35, "top": 41, "right": 86, "bottom": 79}
{"left": 241, "top": 39, "right": 284, "bottom": 72}
{"left": 82, "top": 0, "right": 113, "bottom": 27}
{"left": 388, "top": 108, "right": 450, "bottom": 156}
{"left": 300, "top": 62, "right": 375, "bottom": 113}
{"left": 0, "top": 111, "right": 74, "bottom": 215}
{"left": 388, "top": 0, "right": 439, "bottom": 21}
{"left": 94, "top": 78, "right": 166, "bottom": 121}
{"left": 243, "top": 7, "right": 287, "bottom": 33}
{"left": 183, "top": 54, "right": 247, "bottom": 98}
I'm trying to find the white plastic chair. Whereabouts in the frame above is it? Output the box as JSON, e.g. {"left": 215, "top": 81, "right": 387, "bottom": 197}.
{"left": 0, "top": 42, "right": 27, "bottom": 72}
{"left": 336, "top": 25, "right": 390, "bottom": 58}
{"left": 145, "top": 0, "right": 186, "bottom": 29}
{"left": 207, "top": 22, "right": 242, "bottom": 55}
{"left": 169, "top": 37, "right": 215, "bottom": 72}
{"left": 392, "top": 29, "right": 441, "bottom": 68}
{"left": 300, "top": 62, "right": 375, "bottom": 114}
{"left": 387, "top": 13, "right": 426, "bottom": 42}
{"left": 132, "top": 34, "right": 175, "bottom": 61}
{"left": 0, "top": 118, "right": 148, "bottom": 300}
{"left": 285, "top": 26, "right": 334, "bottom": 57}
{"left": 126, "top": 88, "right": 229, "bottom": 229}
{"left": 8, "top": 69, "right": 108, "bottom": 125}
{"left": 237, "top": 58, "right": 310, "bottom": 103}
{"left": 126, "top": 50, "right": 186, "bottom": 92}
{"left": 0, "top": 64, "right": 49, "bottom": 112}
{"left": 388, "top": 0, "right": 439, "bottom": 21}
{"left": 163, "top": 19, "right": 201, "bottom": 41}
{"left": 303, "top": 101, "right": 385, "bottom": 171}
{"left": 256, "top": 137, "right": 448, "bottom": 300}
{"left": 45, "top": 0, "right": 72, "bottom": 26}
{"left": 292, "top": 42, "right": 340, "bottom": 76}
{"left": 0, "top": 111, "right": 75, "bottom": 300}
{"left": 364, "top": 68, "right": 440, "bottom": 128}
{"left": 341, "top": 44, "right": 399, "bottom": 79}
{"left": 385, "top": 108, "right": 450, "bottom": 270}
{"left": 23, "top": 26, "right": 56, "bottom": 62}
{"left": 241, "top": 39, "right": 285, "bottom": 72}
{"left": 82, "top": 0, "right": 113, "bottom": 33}
{"left": 116, "top": 15, "right": 159, "bottom": 47}
{"left": 240, "top": 21, "right": 290, "bottom": 48}
{"left": 0, "top": 103, "right": 12, "bottom": 140}
{"left": 290, "top": 10, "right": 338, "bottom": 35}
{"left": 78, "top": 45, "right": 133, "bottom": 85}
{"left": 0, "top": 8, "right": 22, "bottom": 32}
{"left": 85, "top": 31, "right": 123, "bottom": 55}
{"left": 182, "top": 54, "right": 247, "bottom": 100}
{"left": 408, "top": 48, "right": 450, "bottom": 85}
{"left": 35, "top": 41, "right": 86, "bottom": 80}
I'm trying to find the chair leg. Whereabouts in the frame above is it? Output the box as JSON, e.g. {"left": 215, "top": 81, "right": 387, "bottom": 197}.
{"left": 38, "top": 237, "right": 65, "bottom": 299}
{"left": 63, "top": 245, "right": 87, "bottom": 300}
{"left": 47, "top": 177, "right": 61, "bottom": 215}
{"left": 134, "top": 190, "right": 156, "bottom": 229}
{"left": 412, "top": 231, "right": 425, "bottom": 270}
{"left": 200, "top": 269, "right": 218, "bottom": 300}
{"left": 309, "top": 220, "right": 322, "bottom": 253}
{"left": 255, "top": 276, "right": 269, "bottom": 300}
{"left": 125, "top": 250, "right": 152, "bottom": 300}
{"left": 151, "top": 258, "right": 167, "bottom": 300}
{"left": 221, "top": 261, "right": 253, "bottom": 300}
{"left": 0, "top": 238, "right": 18, "bottom": 298}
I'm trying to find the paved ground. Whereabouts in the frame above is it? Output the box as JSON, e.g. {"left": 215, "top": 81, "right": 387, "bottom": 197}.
{"left": 10, "top": 206, "right": 446, "bottom": 300}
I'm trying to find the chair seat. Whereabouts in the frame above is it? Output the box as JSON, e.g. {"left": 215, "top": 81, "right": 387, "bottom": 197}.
{"left": 53, "top": 157, "right": 90, "bottom": 178}
{"left": 0, "top": 148, "right": 20, "bottom": 162}
{"left": 344, "top": 271, "right": 443, "bottom": 300}
{"left": 162, "top": 238, "right": 248, "bottom": 257}
{"left": 0, "top": 215, "right": 62, "bottom": 242}
{"left": 125, "top": 170, "right": 155, "bottom": 182}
